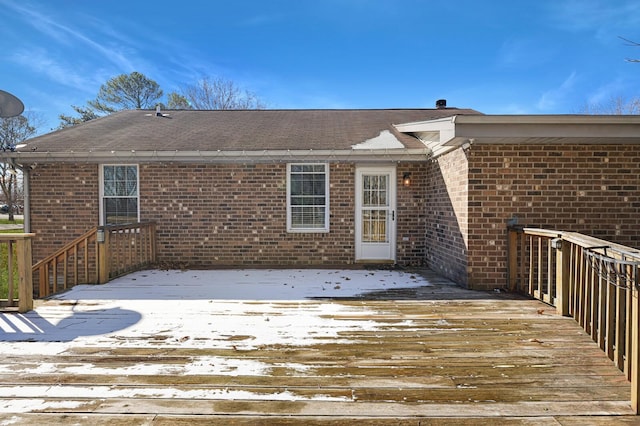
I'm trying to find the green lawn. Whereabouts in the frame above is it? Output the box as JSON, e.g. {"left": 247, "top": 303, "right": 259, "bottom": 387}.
{"left": 0, "top": 242, "right": 19, "bottom": 300}
{"left": 0, "top": 222, "right": 27, "bottom": 299}
{"left": 0, "top": 218, "right": 23, "bottom": 225}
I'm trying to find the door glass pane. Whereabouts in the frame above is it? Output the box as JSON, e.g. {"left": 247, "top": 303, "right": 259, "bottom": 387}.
{"left": 363, "top": 175, "right": 388, "bottom": 207}
{"left": 362, "top": 210, "right": 388, "bottom": 242}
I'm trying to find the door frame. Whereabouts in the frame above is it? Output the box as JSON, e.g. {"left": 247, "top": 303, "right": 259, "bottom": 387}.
{"left": 354, "top": 165, "right": 397, "bottom": 262}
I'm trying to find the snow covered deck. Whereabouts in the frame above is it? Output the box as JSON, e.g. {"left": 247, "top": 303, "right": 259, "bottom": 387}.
{"left": 0, "top": 268, "right": 636, "bottom": 424}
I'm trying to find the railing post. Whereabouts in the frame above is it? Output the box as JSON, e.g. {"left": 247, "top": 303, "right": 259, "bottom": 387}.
{"left": 555, "top": 238, "right": 570, "bottom": 316}
{"left": 631, "top": 277, "right": 640, "bottom": 414}
{"left": 97, "top": 227, "right": 110, "bottom": 284}
{"left": 16, "top": 237, "right": 33, "bottom": 313}
{"left": 507, "top": 226, "right": 520, "bottom": 291}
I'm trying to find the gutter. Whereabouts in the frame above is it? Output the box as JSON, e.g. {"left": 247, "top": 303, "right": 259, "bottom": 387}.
{"left": 7, "top": 148, "right": 433, "bottom": 164}
{"left": 22, "top": 167, "right": 30, "bottom": 233}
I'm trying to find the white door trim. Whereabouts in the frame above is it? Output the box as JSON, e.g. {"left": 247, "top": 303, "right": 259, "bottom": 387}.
{"left": 355, "top": 166, "right": 396, "bottom": 262}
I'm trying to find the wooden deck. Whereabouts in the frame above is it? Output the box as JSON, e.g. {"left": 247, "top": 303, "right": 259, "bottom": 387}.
{"left": 0, "top": 269, "right": 637, "bottom": 424}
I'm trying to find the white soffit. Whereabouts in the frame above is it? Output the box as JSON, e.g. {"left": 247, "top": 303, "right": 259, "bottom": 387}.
{"left": 394, "top": 114, "right": 640, "bottom": 155}
{"left": 393, "top": 117, "right": 457, "bottom": 156}
{"left": 351, "top": 130, "right": 405, "bottom": 150}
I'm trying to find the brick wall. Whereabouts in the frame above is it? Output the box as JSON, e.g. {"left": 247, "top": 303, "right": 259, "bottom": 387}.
{"left": 424, "top": 149, "right": 469, "bottom": 285}
{"left": 467, "top": 143, "right": 640, "bottom": 290}
{"left": 28, "top": 161, "right": 425, "bottom": 268}
{"left": 28, "top": 163, "right": 100, "bottom": 263}
{"left": 141, "top": 162, "right": 357, "bottom": 266}
{"left": 396, "top": 164, "right": 427, "bottom": 266}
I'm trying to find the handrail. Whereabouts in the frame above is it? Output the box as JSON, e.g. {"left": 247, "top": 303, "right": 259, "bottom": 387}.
{"left": 31, "top": 228, "right": 98, "bottom": 272}
{"left": 97, "top": 221, "right": 157, "bottom": 283}
{"left": 32, "top": 227, "right": 100, "bottom": 298}
{"left": 0, "top": 233, "right": 35, "bottom": 313}
{"left": 507, "top": 226, "right": 640, "bottom": 414}
{"left": 32, "top": 222, "right": 156, "bottom": 298}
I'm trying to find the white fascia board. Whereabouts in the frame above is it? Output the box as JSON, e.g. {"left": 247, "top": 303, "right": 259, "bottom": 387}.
{"left": 452, "top": 114, "right": 640, "bottom": 125}
{"left": 448, "top": 115, "right": 640, "bottom": 139}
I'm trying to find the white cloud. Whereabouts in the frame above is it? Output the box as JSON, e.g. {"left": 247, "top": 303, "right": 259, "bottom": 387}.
{"left": 586, "top": 78, "right": 626, "bottom": 105}
{"left": 536, "top": 71, "right": 578, "bottom": 111}
{"left": 547, "top": 0, "right": 640, "bottom": 37}
{"left": 3, "top": 1, "right": 135, "bottom": 72}
{"left": 10, "top": 48, "right": 97, "bottom": 91}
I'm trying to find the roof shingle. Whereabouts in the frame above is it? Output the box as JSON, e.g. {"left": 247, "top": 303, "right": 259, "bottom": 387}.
{"left": 21, "top": 108, "right": 482, "bottom": 153}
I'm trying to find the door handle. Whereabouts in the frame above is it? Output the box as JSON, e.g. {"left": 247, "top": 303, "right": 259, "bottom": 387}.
{"left": 392, "top": 211, "right": 395, "bottom": 221}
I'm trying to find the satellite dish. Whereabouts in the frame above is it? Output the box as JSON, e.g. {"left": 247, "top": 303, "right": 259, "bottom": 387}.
{"left": 0, "top": 90, "right": 25, "bottom": 118}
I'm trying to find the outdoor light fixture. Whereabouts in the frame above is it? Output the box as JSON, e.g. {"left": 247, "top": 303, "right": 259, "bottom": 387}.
{"left": 96, "top": 229, "right": 105, "bottom": 243}
{"left": 461, "top": 138, "right": 474, "bottom": 152}
{"left": 403, "top": 172, "right": 412, "bottom": 187}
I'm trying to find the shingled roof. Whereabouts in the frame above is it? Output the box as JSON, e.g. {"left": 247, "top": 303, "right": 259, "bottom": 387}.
{"left": 12, "top": 108, "right": 482, "bottom": 162}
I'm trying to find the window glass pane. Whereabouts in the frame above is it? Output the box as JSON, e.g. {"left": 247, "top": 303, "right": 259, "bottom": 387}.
{"left": 289, "top": 164, "right": 327, "bottom": 230}
{"left": 104, "top": 197, "right": 138, "bottom": 224}
{"left": 290, "top": 177, "right": 301, "bottom": 194}
{"left": 103, "top": 165, "right": 139, "bottom": 225}
{"left": 302, "top": 177, "right": 314, "bottom": 195}
{"left": 126, "top": 179, "right": 137, "bottom": 196}
{"left": 313, "top": 178, "right": 325, "bottom": 195}
{"left": 115, "top": 166, "right": 125, "bottom": 182}
{"left": 291, "top": 206, "right": 326, "bottom": 229}
{"left": 104, "top": 166, "right": 114, "bottom": 181}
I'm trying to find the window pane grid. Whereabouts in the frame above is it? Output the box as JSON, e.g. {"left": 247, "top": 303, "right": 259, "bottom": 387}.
{"left": 289, "top": 164, "right": 328, "bottom": 231}
{"left": 103, "top": 165, "right": 139, "bottom": 225}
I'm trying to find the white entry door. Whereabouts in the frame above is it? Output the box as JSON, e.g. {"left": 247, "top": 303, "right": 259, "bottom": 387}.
{"left": 355, "top": 166, "right": 396, "bottom": 262}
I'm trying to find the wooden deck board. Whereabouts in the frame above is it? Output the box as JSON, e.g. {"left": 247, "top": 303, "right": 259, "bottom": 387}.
{"left": 0, "top": 284, "right": 637, "bottom": 423}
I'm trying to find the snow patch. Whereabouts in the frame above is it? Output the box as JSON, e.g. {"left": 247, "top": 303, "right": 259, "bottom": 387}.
{"left": 351, "top": 130, "right": 405, "bottom": 149}
{"left": 0, "top": 269, "right": 433, "bottom": 381}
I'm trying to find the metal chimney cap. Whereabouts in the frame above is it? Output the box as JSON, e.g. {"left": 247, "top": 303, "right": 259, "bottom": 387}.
{"left": 435, "top": 99, "right": 447, "bottom": 109}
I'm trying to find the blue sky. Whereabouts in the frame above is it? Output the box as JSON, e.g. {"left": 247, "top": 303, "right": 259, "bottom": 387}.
{"left": 2, "top": 0, "right": 640, "bottom": 133}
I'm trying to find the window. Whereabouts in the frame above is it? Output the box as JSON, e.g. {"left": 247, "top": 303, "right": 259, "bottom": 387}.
{"left": 287, "top": 163, "right": 329, "bottom": 232}
{"left": 101, "top": 165, "right": 139, "bottom": 225}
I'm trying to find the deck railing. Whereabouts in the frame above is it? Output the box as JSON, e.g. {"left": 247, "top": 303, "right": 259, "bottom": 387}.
{"left": 0, "top": 233, "right": 35, "bottom": 313}
{"left": 32, "top": 222, "right": 156, "bottom": 298}
{"left": 507, "top": 226, "right": 640, "bottom": 414}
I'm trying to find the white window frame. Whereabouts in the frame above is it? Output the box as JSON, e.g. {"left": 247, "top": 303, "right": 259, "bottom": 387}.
{"left": 99, "top": 164, "right": 140, "bottom": 225}
{"left": 286, "top": 163, "right": 330, "bottom": 233}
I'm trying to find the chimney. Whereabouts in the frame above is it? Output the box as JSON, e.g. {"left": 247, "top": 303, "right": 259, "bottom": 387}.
{"left": 435, "top": 99, "right": 447, "bottom": 109}
{"left": 155, "top": 105, "right": 162, "bottom": 117}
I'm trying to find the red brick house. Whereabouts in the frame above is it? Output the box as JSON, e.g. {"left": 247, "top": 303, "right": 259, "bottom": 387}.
{"left": 7, "top": 107, "right": 640, "bottom": 290}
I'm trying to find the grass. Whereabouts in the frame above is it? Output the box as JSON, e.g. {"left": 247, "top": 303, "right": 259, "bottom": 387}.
{"left": 0, "top": 222, "right": 29, "bottom": 301}
{"left": 0, "top": 229, "right": 23, "bottom": 234}
{"left": 0, "top": 218, "right": 23, "bottom": 225}
{"left": 0, "top": 242, "right": 19, "bottom": 301}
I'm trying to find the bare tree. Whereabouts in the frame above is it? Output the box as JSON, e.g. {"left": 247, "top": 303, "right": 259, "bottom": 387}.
{"left": 620, "top": 36, "right": 640, "bottom": 62}
{"left": 181, "top": 76, "right": 266, "bottom": 110}
{"left": 579, "top": 95, "right": 640, "bottom": 115}
{"left": 0, "top": 114, "right": 37, "bottom": 220}
{"left": 578, "top": 38, "right": 640, "bottom": 114}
